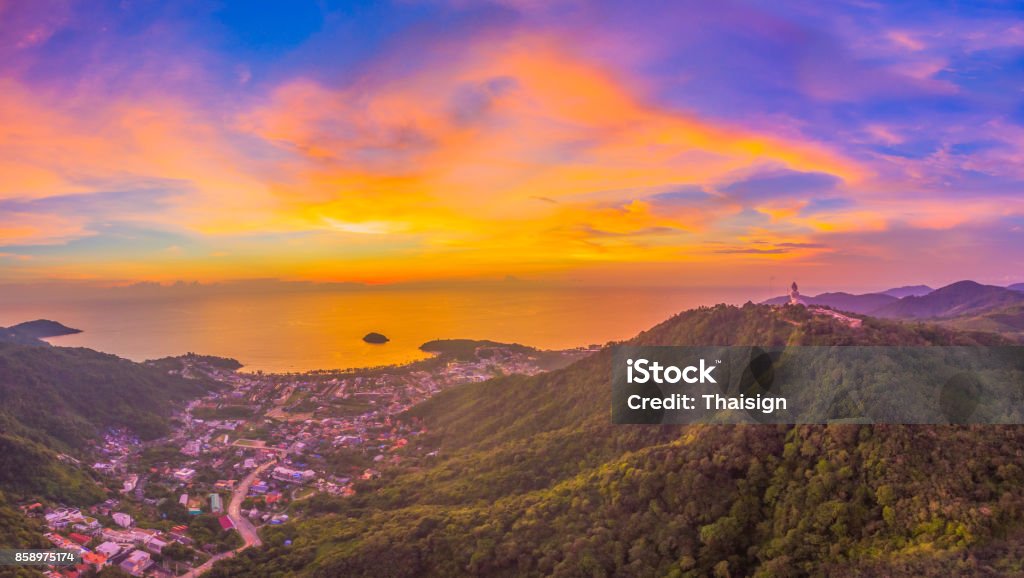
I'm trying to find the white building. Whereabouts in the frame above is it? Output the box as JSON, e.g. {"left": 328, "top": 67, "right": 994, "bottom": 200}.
{"left": 112, "top": 512, "right": 133, "bottom": 528}
{"left": 119, "top": 549, "right": 151, "bottom": 577}
{"left": 173, "top": 467, "right": 197, "bottom": 482}
{"left": 271, "top": 466, "right": 316, "bottom": 484}
{"left": 145, "top": 537, "right": 168, "bottom": 554}
{"left": 122, "top": 473, "right": 138, "bottom": 493}
{"left": 96, "top": 541, "right": 122, "bottom": 558}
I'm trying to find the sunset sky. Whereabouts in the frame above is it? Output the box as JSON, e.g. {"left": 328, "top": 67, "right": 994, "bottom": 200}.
{"left": 1, "top": 0, "right": 1022, "bottom": 289}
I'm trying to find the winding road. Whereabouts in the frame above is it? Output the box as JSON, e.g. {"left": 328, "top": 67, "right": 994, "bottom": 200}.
{"left": 185, "top": 459, "right": 275, "bottom": 577}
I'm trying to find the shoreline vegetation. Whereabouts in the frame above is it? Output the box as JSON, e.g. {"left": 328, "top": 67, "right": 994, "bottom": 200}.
{"left": 214, "top": 339, "right": 600, "bottom": 379}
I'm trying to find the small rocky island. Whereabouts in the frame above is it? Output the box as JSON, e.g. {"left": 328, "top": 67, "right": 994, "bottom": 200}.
{"left": 362, "top": 332, "right": 390, "bottom": 344}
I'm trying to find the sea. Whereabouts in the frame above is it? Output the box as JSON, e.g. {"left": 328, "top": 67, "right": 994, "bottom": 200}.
{"left": 0, "top": 285, "right": 760, "bottom": 373}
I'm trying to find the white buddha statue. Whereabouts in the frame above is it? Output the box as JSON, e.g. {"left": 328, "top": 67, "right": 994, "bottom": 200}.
{"left": 788, "top": 282, "right": 806, "bottom": 305}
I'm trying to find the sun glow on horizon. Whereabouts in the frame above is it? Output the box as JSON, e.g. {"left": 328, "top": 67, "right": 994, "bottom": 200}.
{"left": 0, "top": 1, "right": 1021, "bottom": 288}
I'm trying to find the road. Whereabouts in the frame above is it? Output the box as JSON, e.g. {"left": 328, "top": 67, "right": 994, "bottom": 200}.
{"left": 184, "top": 459, "right": 275, "bottom": 577}
{"left": 228, "top": 459, "right": 274, "bottom": 547}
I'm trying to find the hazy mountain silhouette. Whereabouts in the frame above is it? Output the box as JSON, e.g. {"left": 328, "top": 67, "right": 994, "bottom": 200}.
{"left": 872, "top": 280, "right": 1024, "bottom": 319}
{"left": 880, "top": 284, "right": 933, "bottom": 298}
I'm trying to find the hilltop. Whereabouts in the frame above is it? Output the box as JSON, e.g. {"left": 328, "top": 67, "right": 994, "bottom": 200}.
{"left": 0, "top": 319, "right": 82, "bottom": 349}
{"left": 763, "top": 291, "right": 896, "bottom": 314}
{"left": 0, "top": 338, "right": 222, "bottom": 506}
{"left": 764, "top": 281, "right": 1024, "bottom": 326}
{"left": 873, "top": 281, "right": 1024, "bottom": 320}
{"left": 944, "top": 303, "right": 1024, "bottom": 340}
{"left": 879, "top": 284, "right": 933, "bottom": 298}
{"left": 6, "top": 319, "right": 81, "bottom": 339}
{"left": 208, "top": 304, "right": 1022, "bottom": 577}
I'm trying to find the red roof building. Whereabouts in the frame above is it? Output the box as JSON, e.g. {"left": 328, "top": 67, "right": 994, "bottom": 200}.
{"left": 68, "top": 533, "right": 92, "bottom": 546}
{"left": 218, "top": 515, "right": 235, "bottom": 531}
{"left": 82, "top": 552, "right": 107, "bottom": 567}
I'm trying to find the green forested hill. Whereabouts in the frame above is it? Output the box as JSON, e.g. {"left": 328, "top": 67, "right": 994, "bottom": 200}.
{"left": 210, "top": 304, "right": 1024, "bottom": 577}
{"left": 0, "top": 343, "right": 215, "bottom": 446}
{"left": 0, "top": 342, "right": 218, "bottom": 504}
{"left": 945, "top": 304, "right": 1024, "bottom": 342}
{"left": 0, "top": 491, "right": 47, "bottom": 578}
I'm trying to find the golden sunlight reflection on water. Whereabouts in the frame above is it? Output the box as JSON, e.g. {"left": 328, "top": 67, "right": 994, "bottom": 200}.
{"left": 1, "top": 286, "right": 757, "bottom": 373}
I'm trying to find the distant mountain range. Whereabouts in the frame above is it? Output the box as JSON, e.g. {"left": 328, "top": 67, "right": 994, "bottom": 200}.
{"left": 871, "top": 281, "right": 1024, "bottom": 319}
{"left": 879, "top": 284, "right": 934, "bottom": 298}
{"left": 764, "top": 280, "right": 1024, "bottom": 321}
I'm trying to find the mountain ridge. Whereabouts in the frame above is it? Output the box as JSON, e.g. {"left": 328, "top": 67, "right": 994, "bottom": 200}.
{"left": 208, "top": 304, "right": 1022, "bottom": 578}
{"left": 763, "top": 280, "right": 1024, "bottom": 322}
{"left": 0, "top": 319, "right": 82, "bottom": 347}
{"left": 0, "top": 334, "right": 222, "bottom": 506}
{"left": 880, "top": 284, "right": 934, "bottom": 298}
{"left": 872, "top": 280, "right": 1024, "bottom": 320}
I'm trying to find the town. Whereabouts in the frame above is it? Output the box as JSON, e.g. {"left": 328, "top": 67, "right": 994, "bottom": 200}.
{"left": 22, "top": 341, "right": 595, "bottom": 577}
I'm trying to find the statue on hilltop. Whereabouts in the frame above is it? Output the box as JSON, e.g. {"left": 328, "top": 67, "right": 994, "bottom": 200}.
{"left": 788, "top": 281, "right": 806, "bottom": 306}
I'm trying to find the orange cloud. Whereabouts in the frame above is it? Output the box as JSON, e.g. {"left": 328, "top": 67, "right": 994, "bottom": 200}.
{"left": 232, "top": 35, "right": 864, "bottom": 268}
{"left": 0, "top": 33, "right": 871, "bottom": 281}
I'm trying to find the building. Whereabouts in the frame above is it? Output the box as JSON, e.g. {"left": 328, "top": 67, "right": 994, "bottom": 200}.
{"left": 209, "top": 493, "right": 223, "bottom": 514}
{"left": 218, "top": 515, "right": 234, "bottom": 531}
{"left": 122, "top": 474, "right": 138, "bottom": 493}
{"left": 72, "top": 517, "right": 101, "bottom": 533}
{"left": 179, "top": 493, "right": 189, "bottom": 506}
{"left": 100, "top": 528, "right": 135, "bottom": 544}
{"left": 182, "top": 440, "right": 202, "bottom": 456}
{"left": 144, "top": 537, "right": 168, "bottom": 554}
{"left": 169, "top": 525, "right": 193, "bottom": 546}
{"left": 96, "top": 541, "right": 122, "bottom": 558}
{"left": 112, "top": 512, "right": 133, "bottom": 528}
{"left": 44, "top": 508, "right": 82, "bottom": 529}
{"left": 119, "top": 550, "right": 151, "bottom": 577}
{"left": 130, "top": 528, "right": 159, "bottom": 544}
{"left": 82, "top": 551, "right": 108, "bottom": 568}
{"left": 271, "top": 466, "right": 316, "bottom": 484}
{"left": 173, "top": 467, "right": 197, "bottom": 482}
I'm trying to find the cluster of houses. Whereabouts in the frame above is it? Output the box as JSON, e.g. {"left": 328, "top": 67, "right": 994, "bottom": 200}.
{"left": 37, "top": 504, "right": 189, "bottom": 577}
{"left": 24, "top": 346, "right": 589, "bottom": 576}
{"left": 90, "top": 430, "right": 141, "bottom": 479}
{"left": 192, "top": 345, "right": 567, "bottom": 500}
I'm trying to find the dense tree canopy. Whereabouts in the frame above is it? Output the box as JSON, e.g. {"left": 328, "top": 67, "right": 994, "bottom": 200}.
{"left": 209, "top": 305, "right": 1024, "bottom": 576}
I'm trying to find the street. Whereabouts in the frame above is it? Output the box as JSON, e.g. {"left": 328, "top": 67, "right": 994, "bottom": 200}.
{"left": 184, "top": 460, "right": 275, "bottom": 577}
